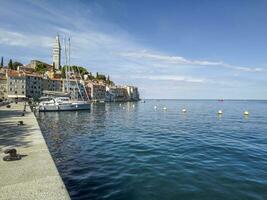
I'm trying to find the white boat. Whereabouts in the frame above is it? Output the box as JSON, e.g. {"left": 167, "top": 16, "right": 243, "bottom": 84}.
{"left": 38, "top": 97, "right": 90, "bottom": 112}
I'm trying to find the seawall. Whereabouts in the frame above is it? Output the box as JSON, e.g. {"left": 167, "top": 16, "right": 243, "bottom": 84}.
{"left": 0, "top": 102, "right": 70, "bottom": 200}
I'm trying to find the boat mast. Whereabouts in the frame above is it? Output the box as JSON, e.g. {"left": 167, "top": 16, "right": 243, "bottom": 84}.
{"left": 68, "top": 37, "right": 84, "bottom": 101}
{"left": 64, "top": 36, "right": 70, "bottom": 95}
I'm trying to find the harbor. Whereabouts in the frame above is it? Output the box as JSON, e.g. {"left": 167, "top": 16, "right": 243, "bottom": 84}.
{"left": 1, "top": 1, "right": 267, "bottom": 199}
{"left": 0, "top": 102, "right": 70, "bottom": 200}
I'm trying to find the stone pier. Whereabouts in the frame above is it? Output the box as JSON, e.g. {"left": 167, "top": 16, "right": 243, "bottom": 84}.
{"left": 0, "top": 102, "right": 70, "bottom": 200}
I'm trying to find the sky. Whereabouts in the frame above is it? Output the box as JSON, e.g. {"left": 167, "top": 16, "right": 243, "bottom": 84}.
{"left": 1, "top": 0, "right": 267, "bottom": 99}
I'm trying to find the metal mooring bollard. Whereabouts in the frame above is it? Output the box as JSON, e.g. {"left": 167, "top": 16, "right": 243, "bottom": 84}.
{"left": 6, "top": 105, "right": 11, "bottom": 108}
{"left": 21, "top": 112, "right": 25, "bottom": 116}
{"left": 17, "top": 121, "right": 24, "bottom": 126}
{"left": 3, "top": 148, "right": 21, "bottom": 161}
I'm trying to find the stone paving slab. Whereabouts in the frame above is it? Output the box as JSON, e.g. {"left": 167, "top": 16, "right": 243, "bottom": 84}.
{"left": 0, "top": 102, "right": 70, "bottom": 200}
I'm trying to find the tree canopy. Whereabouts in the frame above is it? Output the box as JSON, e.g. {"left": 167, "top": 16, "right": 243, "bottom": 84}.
{"left": 0, "top": 57, "right": 3, "bottom": 68}
{"left": 35, "top": 63, "right": 47, "bottom": 74}
{"left": 12, "top": 61, "right": 23, "bottom": 70}
{"left": 8, "top": 59, "right": 13, "bottom": 69}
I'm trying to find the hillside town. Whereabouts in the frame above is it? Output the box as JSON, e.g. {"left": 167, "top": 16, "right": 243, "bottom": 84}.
{"left": 0, "top": 35, "right": 140, "bottom": 102}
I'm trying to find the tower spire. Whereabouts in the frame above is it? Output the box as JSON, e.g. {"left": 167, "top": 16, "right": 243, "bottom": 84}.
{"left": 52, "top": 34, "right": 61, "bottom": 70}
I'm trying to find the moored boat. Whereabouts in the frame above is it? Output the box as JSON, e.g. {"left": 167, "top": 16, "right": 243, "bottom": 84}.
{"left": 38, "top": 96, "right": 90, "bottom": 112}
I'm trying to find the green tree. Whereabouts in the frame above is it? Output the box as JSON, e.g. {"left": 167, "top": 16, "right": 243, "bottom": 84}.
{"left": 88, "top": 72, "right": 95, "bottom": 80}
{"left": 8, "top": 59, "right": 13, "bottom": 69}
{"left": 96, "top": 73, "right": 106, "bottom": 81}
{"left": 106, "top": 75, "right": 114, "bottom": 85}
{"left": 72, "top": 66, "right": 88, "bottom": 76}
{"left": 35, "top": 63, "right": 47, "bottom": 74}
{"left": 12, "top": 61, "right": 23, "bottom": 70}
{"left": 0, "top": 57, "right": 3, "bottom": 68}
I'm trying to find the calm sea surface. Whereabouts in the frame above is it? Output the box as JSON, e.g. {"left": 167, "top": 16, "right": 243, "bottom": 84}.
{"left": 36, "top": 100, "right": 267, "bottom": 200}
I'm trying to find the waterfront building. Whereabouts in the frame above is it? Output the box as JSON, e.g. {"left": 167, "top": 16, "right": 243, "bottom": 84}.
{"left": 126, "top": 86, "right": 140, "bottom": 101}
{"left": 52, "top": 35, "right": 61, "bottom": 70}
{"left": 86, "top": 81, "right": 106, "bottom": 102}
{"left": 106, "top": 86, "right": 128, "bottom": 102}
{"left": 43, "top": 78, "right": 63, "bottom": 92}
{"left": 7, "top": 70, "right": 26, "bottom": 98}
{"left": 25, "top": 73, "right": 44, "bottom": 99}
{"left": 63, "top": 79, "right": 87, "bottom": 100}
{"left": 0, "top": 70, "right": 7, "bottom": 100}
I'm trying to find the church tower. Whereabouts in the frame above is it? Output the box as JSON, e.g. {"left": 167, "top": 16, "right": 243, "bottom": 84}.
{"left": 52, "top": 34, "right": 61, "bottom": 70}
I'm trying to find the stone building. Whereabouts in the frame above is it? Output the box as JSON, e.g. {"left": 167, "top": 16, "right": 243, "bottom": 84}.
{"left": 7, "top": 70, "right": 26, "bottom": 98}
{"left": 126, "top": 86, "right": 140, "bottom": 101}
{"left": 63, "top": 79, "right": 88, "bottom": 100}
{"left": 43, "top": 78, "right": 63, "bottom": 92}
{"left": 106, "top": 86, "right": 128, "bottom": 102}
{"left": 86, "top": 82, "right": 106, "bottom": 102}
{"left": 27, "top": 60, "right": 53, "bottom": 70}
{"left": 52, "top": 35, "right": 61, "bottom": 70}
{"left": 0, "top": 70, "right": 7, "bottom": 100}
{"left": 25, "top": 73, "right": 44, "bottom": 99}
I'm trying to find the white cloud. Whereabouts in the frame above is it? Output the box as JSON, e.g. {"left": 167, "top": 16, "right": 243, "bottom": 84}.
{"left": 0, "top": 28, "right": 53, "bottom": 48}
{"left": 117, "top": 50, "right": 266, "bottom": 72}
{"left": 129, "top": 75, "right": 205, "bottom": 83}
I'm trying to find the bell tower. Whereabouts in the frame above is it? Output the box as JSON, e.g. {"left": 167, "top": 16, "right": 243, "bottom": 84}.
{"left": 52, "top": 34, "right": 61, "bottom": 70}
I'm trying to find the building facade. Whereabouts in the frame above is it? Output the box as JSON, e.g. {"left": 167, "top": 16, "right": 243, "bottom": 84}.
{"left": 106, "top": 86, "right": 128, "bottom": 102}
{"left": 25, "top": 74, "right": 44, "bottom": 99}
{"left": 86, "top": 82, "right": 106, "bottom": 102}
{"left": 7, "top": 71, "right": 26, "bottom": 98}
{"left": 63, "top": 79, "right": 88, "bottom": 100}
{"left": 0, "top": 69, "right": 7, "bottom": 100}
{"left": 126, "top": 86, "right": 140, "bottom": 101}
{"left": 43, "top": 78, "right": 63, "bottom": 92}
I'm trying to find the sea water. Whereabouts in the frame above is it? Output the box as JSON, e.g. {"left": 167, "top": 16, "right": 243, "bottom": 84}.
{"left": 36, "top": 100, "right": 267, "bottom": 200}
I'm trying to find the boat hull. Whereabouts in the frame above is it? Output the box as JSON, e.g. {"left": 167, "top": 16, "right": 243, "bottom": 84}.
{"left": 38, "top": 103, "right": 91, "bottom": 112}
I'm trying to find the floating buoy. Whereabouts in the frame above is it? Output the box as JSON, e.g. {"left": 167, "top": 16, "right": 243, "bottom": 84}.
{"left": 132, "top": 104, "right": 135, "bottom": 108}
{"left": 154, "top": 106, "right": 157, "bottom": 109}
{"left": 119, "top": 104, "right": 122, "bottom": 106}
{"left": 182, "top": 108, "right": 187, "bottom": 113}
{"left": 217, "top": 110, "right": 223, "bottom": 115}
{"left": 163, "top": 106, "right": 167, "bottom": 111}
{"left": 244, "top": 111, "right": 249, "bottom": 116}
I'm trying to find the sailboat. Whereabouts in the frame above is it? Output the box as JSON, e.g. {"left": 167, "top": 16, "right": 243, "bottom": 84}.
{"left": 38, "top": 36, "right": 91, "bottom": 112}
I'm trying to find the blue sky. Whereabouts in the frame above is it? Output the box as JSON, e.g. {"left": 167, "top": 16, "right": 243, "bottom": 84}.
{"left": 1, "top": 0, "right": 267, "bottom": 99}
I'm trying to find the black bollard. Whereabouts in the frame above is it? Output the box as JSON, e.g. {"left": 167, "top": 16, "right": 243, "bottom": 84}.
{"left": 3, "top": 148, "right": 21, "bottom": 161}
{"left": 17, "top": 121, "right": 24, "bottom": 126}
